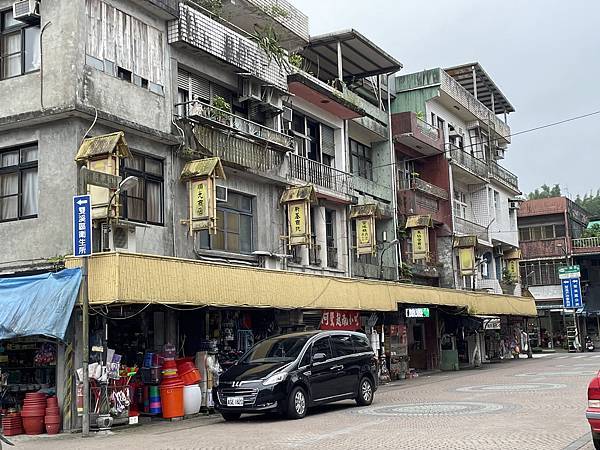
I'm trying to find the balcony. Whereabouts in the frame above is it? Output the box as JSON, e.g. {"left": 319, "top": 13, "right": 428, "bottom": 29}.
{"left": 187, "top": 100, "right": 293, "bottom": 151}
{"left": 220, "top": 0, "right": 309, "bottom": 50}
{"left": 397, "top": 189, "right": 447, "bottom": 225}
{"left": 130, "top": 0, "right": 179, "bottom": 18}
{"left": 392, "top": 112, "right": 444, "bottom": 155}
{"left": 489, "top": 161, "right": 519, "bottom": 193}
{"left": 192, "top": 122, "right": 285, "bottom": 174}
{"left": 401, "top": 177, "right": 449, "bottom": 200}
{"left": 573, "top": 237, "right": 600, "bottom": 255}
{"left": 168, "top": 3, "right": 287, "bottom": 90}
{"left": 405, "top": 253, "right": 440, "bottom": 280}
{"left": 455, "top": 217, "right": 489, "bottom": 242}
{"left": 287, "top": 153, "right": 354, "bottom": 197}
{"left": 448, "top": 145, "right": 489, "bottom": 182}
{"left": 520, "top": 238, "right": 566, "bottom": 260}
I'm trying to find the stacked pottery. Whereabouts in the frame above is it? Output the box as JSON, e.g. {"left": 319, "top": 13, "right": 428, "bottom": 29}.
{"left": 21, "top": 392, "right": 46, "bottom": 435}
{"left": 2, "top": 411, "right": 23, "bottom": 436}
{"left": 44, "top": 396, "right": 61, "bottom": 435}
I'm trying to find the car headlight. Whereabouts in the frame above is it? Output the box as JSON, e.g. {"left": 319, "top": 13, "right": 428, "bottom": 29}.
{"left": 263, "top": 372, "right": 287, "bottom": 386}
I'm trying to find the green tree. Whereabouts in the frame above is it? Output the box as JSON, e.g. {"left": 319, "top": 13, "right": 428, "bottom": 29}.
{"left": 583, "top": 223, "right": 600, "bottom": 238}
{"left": 576, "top": 190, "right": 600, "bottom": 216}
{"left": 528, "top": 184, "right": 562, "bottom": 200}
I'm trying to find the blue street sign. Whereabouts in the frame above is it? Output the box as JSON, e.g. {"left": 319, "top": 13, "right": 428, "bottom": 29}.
{"left": 562, "top": 277, "right": 582, "bottom": 309}
{"left": 571, "top": 277, "right": 583, "bottom": 308}
{"left": 562, "top": 278, "right": 572, "bottom": 308}
{"left": 73, "top": 195, "right": 92, "bottom": 257}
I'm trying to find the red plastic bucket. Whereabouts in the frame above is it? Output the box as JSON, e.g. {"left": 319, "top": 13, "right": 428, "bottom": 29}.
{"left": 159, "top": 383, "right": 184, "bottom": 419}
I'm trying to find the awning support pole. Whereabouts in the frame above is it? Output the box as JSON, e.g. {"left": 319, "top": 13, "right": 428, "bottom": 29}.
{"left": 78, "top": 167, "right": 90, "bottom": 438}
{"left": 336, "top": 40, "right": 343, "bottom": 82}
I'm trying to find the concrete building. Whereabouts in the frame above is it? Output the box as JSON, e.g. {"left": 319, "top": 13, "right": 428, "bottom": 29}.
{"left": 391, "top": 63, "right": 521, "bottom": 294}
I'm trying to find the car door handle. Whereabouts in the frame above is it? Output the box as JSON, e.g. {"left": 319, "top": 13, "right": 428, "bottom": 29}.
{"left": 330, "top": 364, "right": 344, "bottom": 371}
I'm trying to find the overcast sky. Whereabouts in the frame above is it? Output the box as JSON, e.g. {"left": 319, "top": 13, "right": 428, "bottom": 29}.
{"left": 292, "top": 0, "right": 600, "bottom": 198}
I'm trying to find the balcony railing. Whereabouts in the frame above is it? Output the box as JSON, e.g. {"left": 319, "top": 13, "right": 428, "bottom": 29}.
{"left": 327, "top": 247, "right": 338, "bottom": 269}
{"left": 489, "top": 161, "right": 519, "bottom": 192}
{"left": 416, "top": 118, "right": 440, "bottom": 141}
{"left": 392, "top": 111, "right": 443, "bottom": 154}
{"left": 168, "top": 3, "right": 287, "bottom": 90}
{"left": 288, "top": 153, "right": 354, "bottom": 196}
{"left": 455, "top": 217, "right": 489, "bottom": 242}
{"left": 401, "top": 177, "right": 449, "bottom": 200}
{"left": 573, "top": 237, "right": 600, "bottom": 250}
{"left": 193, "top": 123, "right": 284, "bottom": 173}
{"left": 187, "top": 100, "right": 293, "bottom": 151}
{"left": 448, "top": 145, "right": 489, "bottom": 180}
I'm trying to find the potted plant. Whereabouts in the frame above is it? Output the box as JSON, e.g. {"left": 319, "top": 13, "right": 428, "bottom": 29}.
{"left": 500, "top": 267, "right": 517, "bottom": 295}
{"left": 211, "top": 95, "right": 231, "bottom": 125}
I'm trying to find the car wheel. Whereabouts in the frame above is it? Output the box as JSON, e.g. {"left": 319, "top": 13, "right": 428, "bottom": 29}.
{"left": 286, "top": 386, "right": 307, "bottom": 420}
{"left": 593, "top": 431, "right": 600, "bottom": 450}
{"left": 221, "top": 411, "right": 242, "bottom": 421}
{"left": 356, "top": 376, "right": 374, "bottom": 406}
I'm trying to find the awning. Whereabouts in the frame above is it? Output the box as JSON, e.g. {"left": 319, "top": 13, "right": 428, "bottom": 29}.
{"left": 280, "top": 185, "right": 317, "bottom": 204}
{"left": 180, "top": 157, "right": 225, "bottom": 180}
{"left": 405, "top": 215, "right": 433, "bottom": 228}
{"left": 75, "top": 131, "right": 131, "bottom": 161}
{"left": 349, "top": 204, "right": 379, "bottom": 219}
{"left": 65, "top": 253, "right": 537, "bottom": 317}
{"left": 0, "top": 269, "right": 82, "bottom": 341}
{"left": 302, "top": 29, "right": 402, "bottom": 82}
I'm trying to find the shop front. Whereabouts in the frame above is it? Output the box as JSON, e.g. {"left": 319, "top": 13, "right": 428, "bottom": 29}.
{"left": 0, "top": 269, "right": 81, "bottom": 436}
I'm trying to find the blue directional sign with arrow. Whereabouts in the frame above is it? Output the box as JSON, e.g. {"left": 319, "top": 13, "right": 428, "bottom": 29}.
{"left": 73, "top": 195, "right": 92, "bottom": 257}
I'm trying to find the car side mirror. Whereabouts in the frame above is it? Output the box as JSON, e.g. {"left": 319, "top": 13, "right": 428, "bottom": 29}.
{"left": 312, "top": 352, "right": 327, "bottom": 364}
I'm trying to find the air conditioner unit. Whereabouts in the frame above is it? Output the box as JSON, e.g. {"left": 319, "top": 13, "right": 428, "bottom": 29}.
{"left": 13, "top": 0, "right": 40, "bottom": 23}
{"left": 216, "top": 185, "right": 228, "bottom": 203}
{"left": 282, "top": 106, "right": 293, "bottom": 123}
{"left": 494, "top": 148, "right": 506, "bottom": 160}
{"left": 509, "top": 200, "right": 521, "bottom": 210}
{"left": 103, "top": 224, "right": 136, "bottom": 252}
{"left": 240, "top": 79, "right": 262, "bottom": 102}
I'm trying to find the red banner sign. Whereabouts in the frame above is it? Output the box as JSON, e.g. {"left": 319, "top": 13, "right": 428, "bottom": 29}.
{"left": 320, "top": 310, "right": 361, "bottom": 331}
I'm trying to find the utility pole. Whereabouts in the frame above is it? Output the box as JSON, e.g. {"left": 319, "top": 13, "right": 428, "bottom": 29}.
{"left": 77, "top": 166, "right": 90, "bottom": 437}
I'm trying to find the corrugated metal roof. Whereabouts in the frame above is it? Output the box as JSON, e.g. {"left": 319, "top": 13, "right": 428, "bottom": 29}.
{"left": 75, "top": 132, "right": 131, "bottom": 161}
{"left": 180, "top": 157, "right": 225, "bottom": 180}
{"left": 65, "top": 253, "right": 537, "bottom": 316}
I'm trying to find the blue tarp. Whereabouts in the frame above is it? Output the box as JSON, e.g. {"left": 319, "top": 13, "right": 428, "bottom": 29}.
{"left": 0, "top": 268, "right": 82, "bottom": 341}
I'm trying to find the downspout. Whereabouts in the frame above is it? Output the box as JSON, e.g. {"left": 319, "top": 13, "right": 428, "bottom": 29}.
{"left": 344, "top": 118, "right": 353, "bottom": 278}
{"left": 40, "top": 21, "right": 52, "bottom": 109}
{"left": 387, "top": 74, "right": 400, "bottom": 281}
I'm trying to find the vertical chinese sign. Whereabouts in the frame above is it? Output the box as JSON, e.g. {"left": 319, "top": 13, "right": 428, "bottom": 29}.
{"left": 280, "top": 185, "right": 316, "bottom": 248}
{"left": 350, "top": 204, "right": 379, "bottom": 257}
{"left": 180, "top": 158, "right": 226, "bottom": 235}
{"left": 405, "top": 215, "right": 433, "bottom": 262}
{"left": 454, "top": 235, "right": 478, "bottom": 276}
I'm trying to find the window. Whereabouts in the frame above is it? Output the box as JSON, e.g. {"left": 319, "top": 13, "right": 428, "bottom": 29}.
{"left": 518, "top": 224, "right": 566, "bottom": 241}
{"left": 350, "top": 139, "right": 372, "bottom": 181}
{"left": 325, "top": 209, "right": 337, "bottom": 268}
{"left": 520, "top": 260, "right": 566, "bottom": 286}
{"left": 454, "top": 190, "right": 468, "bottom": 219}
{"left": 121, "top": 153, "right": 164, "bottom": 225}
{"left": 199, "top": 191, "right": 253, "bottom": 254}
{"left": 331, "top": 335, "right": 354, "bottom": 358}
{"left": 311, "top": 337, "right": 332, "bottom": 360}
{"left": 0, "top": 144, "right": 38, "bottom": 221}
{"left": 351, "top": 334, "right": 372, "bottom": 353}
{"left": 1, "top": 9, "right": 40, "bottom": 79}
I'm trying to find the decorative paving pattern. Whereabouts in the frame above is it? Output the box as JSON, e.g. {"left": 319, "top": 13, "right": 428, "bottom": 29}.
{"left": 516, "top": 370, "right": 597, "bottom": 377}
{"left": 353, "top": 401, "right": 506, "bottom": 417}
{"left": 456, "top": 382, "right": 566, "bottom": 393}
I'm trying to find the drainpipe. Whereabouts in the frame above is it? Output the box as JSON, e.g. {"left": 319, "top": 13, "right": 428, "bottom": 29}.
{"left": 387, "top": 74, "right": 400, "bottom": 281}
{"left": 39, "top": 21, "right": 52, "bottom": 109}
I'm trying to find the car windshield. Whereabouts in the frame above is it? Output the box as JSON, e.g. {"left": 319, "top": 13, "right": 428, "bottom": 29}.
{"left": 239, "top": 335, "right": 310, "bottom": 364}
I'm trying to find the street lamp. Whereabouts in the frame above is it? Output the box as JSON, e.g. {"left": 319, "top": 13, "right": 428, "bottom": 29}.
{"left": 379, "top": 239, "right": 399, "bottom": 280}
{"left": 103, "top": 176, "right": 139, "bottom": 251}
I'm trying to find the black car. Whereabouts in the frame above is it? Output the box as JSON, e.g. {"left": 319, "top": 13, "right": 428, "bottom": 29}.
{"left": 213, "top": 330, "right": 378, "bottom": 420}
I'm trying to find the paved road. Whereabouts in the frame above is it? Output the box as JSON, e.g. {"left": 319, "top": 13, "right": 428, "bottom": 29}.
{"left": 11, "top": 353, "right": 600, "bottom": 449}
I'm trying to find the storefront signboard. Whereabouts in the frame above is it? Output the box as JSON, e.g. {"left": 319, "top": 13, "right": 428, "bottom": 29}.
{"left": 288, "top": 200, "right": 311, "bottom": 246}
{"left": 406, "top": 307, "right": 430, "bottom": 318}
{"left": 320, "top": 310, "right": 361, "bottom": 330}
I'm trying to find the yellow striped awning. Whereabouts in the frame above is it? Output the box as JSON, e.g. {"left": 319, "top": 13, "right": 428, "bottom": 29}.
{"left": 65, "top": 253, "right": 536, "bottom": 316}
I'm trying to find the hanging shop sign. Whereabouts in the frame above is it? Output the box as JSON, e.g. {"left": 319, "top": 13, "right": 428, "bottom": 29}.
{"left": 320, "top": 310, "right": 361, "bottom": 330}
{"left": 458, "top": 246, "right": 476, "bottom": 276}
{"left": 74, "top": 131, "right": 132, "bottom": 220}
{"left": 180, "top": 158, "right": 226, "bottom": 234}
{"left": 411, "top": 227, "right": 429, "bottom": 261}
{"left": 406, "top": 307, "right": 430, "bottom": 318}
{"left": 280, "top": 185, "right": 317, "bottom": 248}
{"left": 350, "top": 204, "right": 379, "bottom": 257}
{"left": 504, "top": 248, "right": 521, "bottom": 281}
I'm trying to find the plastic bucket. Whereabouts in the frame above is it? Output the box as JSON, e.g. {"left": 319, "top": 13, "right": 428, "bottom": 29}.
{"left": 180, "top": 368, "right": 201, "bottom": 386}
{"left": 183, "top": 384, "right": 202, "bottom": 415}
{"left": 159, "top": 384, "right": 184, "bottom": 419}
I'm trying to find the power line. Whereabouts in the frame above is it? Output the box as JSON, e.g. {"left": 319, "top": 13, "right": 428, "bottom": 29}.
{"left": 373, "top": 108, "right": 600, "bottom": 169}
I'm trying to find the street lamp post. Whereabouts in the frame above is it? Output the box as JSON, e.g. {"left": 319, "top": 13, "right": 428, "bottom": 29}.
{"left": 379, "top": 239, "right": 399, "bottom": 280}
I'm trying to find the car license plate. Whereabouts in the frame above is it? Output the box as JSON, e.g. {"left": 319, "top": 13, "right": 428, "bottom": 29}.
{"left": 226, "top": 396, "right": 244, "bottom": 407}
